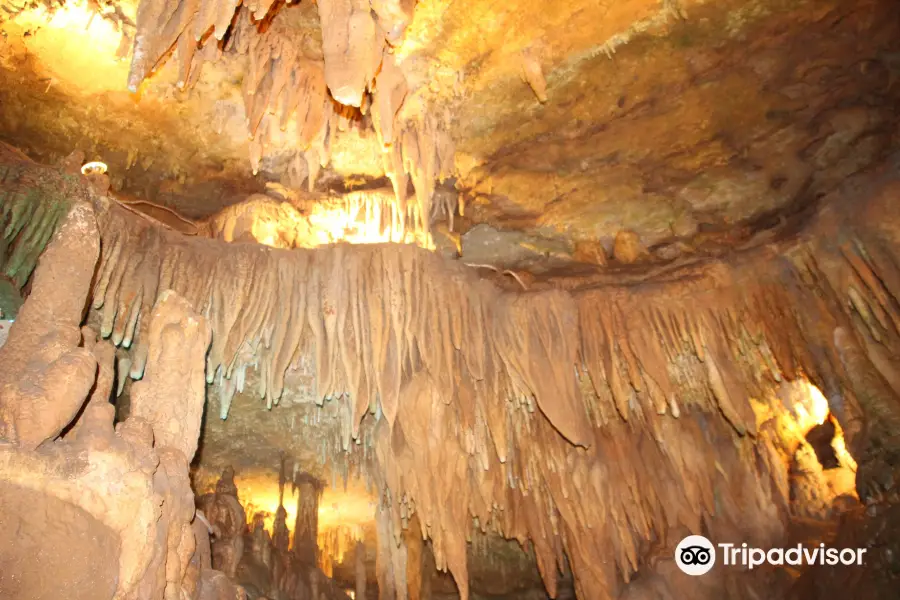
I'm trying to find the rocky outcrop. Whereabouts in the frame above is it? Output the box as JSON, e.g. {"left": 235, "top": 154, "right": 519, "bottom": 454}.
{"left": 0, "top": 201, "right": 98, "bottom": 448}
{"left": 198, "top": 468, "right": 247, "bottom": 580}
{"left": 0, "top": 194, "right": 216, "bottom": 599}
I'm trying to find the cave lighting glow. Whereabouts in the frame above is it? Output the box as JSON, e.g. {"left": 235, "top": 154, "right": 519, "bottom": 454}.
{"left": 245, "top": 191, "right": 436, "bottom": 250}
{"left": 229, "top": 473, "right": 375, "bottom": 572}
{"left": 3, "top": 1, "right": 132, "bottom": 94}
{"left": 795, "top": 381, "right": 858, "bottom": 472}
{"left": 81, "top": 161, "right": 108, "bottom": 175}
{"left": 305, "top": 192, "right": 435, "bottom": 248}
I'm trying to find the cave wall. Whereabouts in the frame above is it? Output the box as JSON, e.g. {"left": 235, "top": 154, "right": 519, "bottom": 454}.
{"left": 2, "top": 146, "right": 900, "bottom": 599}
{"left": 0, "top": 176, "right": 237, "bottom": 600}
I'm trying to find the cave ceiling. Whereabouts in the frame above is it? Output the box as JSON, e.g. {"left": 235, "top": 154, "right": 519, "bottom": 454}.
{"left": 1, "top": 0, "right": 896, "bottom": 245}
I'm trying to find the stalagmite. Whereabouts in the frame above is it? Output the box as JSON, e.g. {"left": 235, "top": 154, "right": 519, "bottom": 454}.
{"left": 355, "top": 540, "right": 367, "bottom": 600}
{"left": 405, "top": 514, "right": 424, "bottom": 600}
{"left": 128, "top": 291, "right": 212, "bottom": 600}
{"left": 292, "top": 472, "right": 322, "bottom": 565}
{"left": 67, "top": 330, "right": 117, "bottom": 444}
{"left": 0, "top": 202, "right": 98, "bottom": 449}
{"left": 0, "top": 189, "right": 215, "bottom": 600}
{"left": 129, "top": 291, "right": 212, "bottom": 459}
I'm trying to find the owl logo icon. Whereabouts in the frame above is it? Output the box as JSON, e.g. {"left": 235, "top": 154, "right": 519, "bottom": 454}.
{"left": 675, "top": 535, "right": 716, "bottom": 576}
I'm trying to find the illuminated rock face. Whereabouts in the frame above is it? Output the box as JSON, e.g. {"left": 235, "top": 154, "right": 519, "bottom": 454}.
{"left": 1, "top": 0, "right": 897, "bottom": 255}
{"left": 0, "top": 0, "right": 898, "bottom": 596}
{"left": 2, "top": 147, "right": 900, "bottom": 599}
{"left": 0, "top": 194, "right": 216, "bottom": 600}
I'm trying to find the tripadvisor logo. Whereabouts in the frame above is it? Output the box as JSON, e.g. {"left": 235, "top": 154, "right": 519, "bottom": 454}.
{"left": 675, "top": 535, "right": 868, "bottom": 576}
{"left": 675, "top": 535, "right": 716, "bottom": 576}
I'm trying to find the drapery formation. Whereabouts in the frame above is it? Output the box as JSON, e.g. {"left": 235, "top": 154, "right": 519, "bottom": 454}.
{"left": 2, "top": 150, "right": 900, "bottom": 598}
{"left": 0, "top": 157, "right": 84, "bottom": 290}
{"left": 93, "top": 180, "right": 900, "bottom": 597}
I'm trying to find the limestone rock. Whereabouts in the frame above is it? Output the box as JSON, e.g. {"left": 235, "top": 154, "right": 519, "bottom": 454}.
{"left": 4, "top": 145, "right": 900, "bottom": 600}
{"left": 573, "top": 239, "right": 608, "bottom": 266}
{"left": 521, "top": 50, "right": 548, "bottom": 103}
{"left": 612, "top": 230, "right": 649, "bottom": 264}
{"left": 0, "top": 194, "right": 214, "bottom": 600}
{"left": 130, "top": 290, "right": 212, "bottom": 461}
{"left": 0, "top": 202, "right": 99, "bottom": 449}
{"left": 676, "top": 168, "right": 801, "bottom": 225}
{"left": 317, "top": 0, "right": 382, "bottom": 107}
{"left": 461, "top": 224, "right": 573, "bottom": 273}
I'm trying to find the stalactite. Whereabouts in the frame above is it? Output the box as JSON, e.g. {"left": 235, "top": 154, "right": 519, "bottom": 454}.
{"left": 5, "top": 153, "right": 900, "bottom": 599}
{"left": 372, "top": 50, "right": 408, "bottom": 149}
{"left": 127, "top": 1, "right": 343, "bottom": 179}
{"left": 123, "top": 0, "right": 457, "bottom": 209}
{"left": 316, "top": 0, "right": 383, "bottom": 107}
{"left": 0, "top": 158, "right": 85, "bottom": 289}
{"left": 370, "top": 102, "right": 456, "bottom": 237}
{"left": 127, "top": 0, "right": 199, "bottom": 91}
{"left": 371, "top": 0, "right": 416, "bottom": 45}
{"left": 238, "top": 10, "right": 333, "bottom": 153}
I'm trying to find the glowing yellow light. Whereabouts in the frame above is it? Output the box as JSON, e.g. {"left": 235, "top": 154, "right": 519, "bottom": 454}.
{"left": 793, "top": 381, "right": 831, "bottom": 433}
{"left": 251, "top": 220, "right": 282, "bottom": 248}
{"left": 301, "top": 191, "right": 435, "bottom": 249}
{"left": 3, "top": 1, "right": 133, "bottom": 94}
{"left": 752, "top": 379, "right": 859, "bottom": 506}
{"left": 232, "top": 190, "right": 436, "bottom": 250}
{"left": 215, "top": 473, "right": 375, "bottom": 571}
{"left": 792, "top": 381, "right": 857, "bottom": 473}
{"left": 81, "top": 161, "right": 108, "bottom": 175}
{"left": 831, "top": 429, "right": 857, "bottom": 472}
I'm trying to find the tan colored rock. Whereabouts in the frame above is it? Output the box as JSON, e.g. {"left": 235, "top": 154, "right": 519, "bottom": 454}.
{"left": 66, "top": 330, "right": 117, "bottom": 446}
{"left": 573, "top": 239, "right": 608, "bottom": 265}
{"left": 521, "top": 50, "right": 548, "bottom": 103}
{"left": 0, "top": 195, "right": 214, "bottom": 600}
{"left": 613, "top": 229, "right": 649, "bottom": 264}
{"left": 199, "top": 469, "right": 247, "bottom": 579}
{"left": 0, "top": 202, "right": 99, "bottom": 449}
{"left": 9, "top": 150, "right": 900, "bottom": 600}
{"left": 372, "top": 50, "right": 409, "bottom": 148}
{"left": 371, "top": 0, "right": 416, "bottom": 44}
{"left": 292, "top": 472, "right": 322, "bottom": 565}
{"left": 130, "top": 290, "right": 212, "bottom": 460}
{"left": 317, "top": 0, "right": 382, "bottom": 107}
